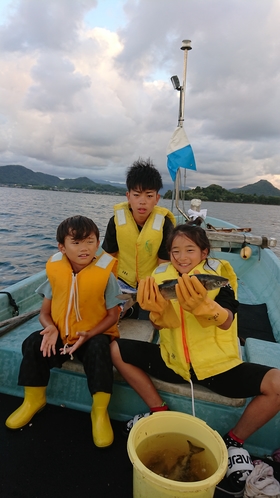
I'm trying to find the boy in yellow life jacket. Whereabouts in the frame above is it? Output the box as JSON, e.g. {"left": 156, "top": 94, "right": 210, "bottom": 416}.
{"left": 111, "top": 219, "right": 280, "bottom": 492}
{"left": 6, "top": 215, "right": 121, "bottom": 448}
{"left": 102, "top": 158, "right": 176, "bottom": 318}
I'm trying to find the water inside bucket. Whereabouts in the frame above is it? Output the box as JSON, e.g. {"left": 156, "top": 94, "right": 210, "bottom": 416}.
{"left": 136, "top": 433, "right": 218, "bottom": 483}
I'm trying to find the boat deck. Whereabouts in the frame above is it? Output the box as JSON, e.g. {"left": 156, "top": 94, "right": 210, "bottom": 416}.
{"left": 2, "top": 391, "right": 280, "bottom": 498}
{"left": 1, "top": 308, "right": 280, "bottom": 458}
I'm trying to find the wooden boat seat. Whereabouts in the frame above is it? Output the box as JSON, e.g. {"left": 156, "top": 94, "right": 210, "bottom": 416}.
{"left": 62, "top": 318, "right": 246, "bottom": 408}
{"left": 62, "top": 317, "right": 156, "bottom": 374}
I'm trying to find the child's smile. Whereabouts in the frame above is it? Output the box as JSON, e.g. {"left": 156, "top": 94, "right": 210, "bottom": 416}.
{"left": 59, "top": 233, "right": 100, "bottom": 273}
{"left": 170, "top": 235, "right": 208, "bottom": 274}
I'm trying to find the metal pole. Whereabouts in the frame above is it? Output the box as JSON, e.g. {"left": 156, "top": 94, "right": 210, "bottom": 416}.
{"left": 178, "top": 40, "right": 192, "bottom": 128}
{"left": 174, "top": 40, "right": 193, "bottom": 219}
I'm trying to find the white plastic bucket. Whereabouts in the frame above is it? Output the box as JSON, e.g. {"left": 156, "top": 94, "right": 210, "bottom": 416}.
{"left": 127, "top": 411, "right": 228, "bottom": 498}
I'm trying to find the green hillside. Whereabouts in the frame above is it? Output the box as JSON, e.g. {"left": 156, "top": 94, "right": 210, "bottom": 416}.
{"left": 2, "top": 165, "right": 280, "bottom": 204}
{"left": 163, "top": 182, "right": 280, "bottom": 205}
{"left": 229, "top": 179, "right": 280, "bottom": 197}
{"left": 0, "top": 165, "right": 126, "bottom": 195}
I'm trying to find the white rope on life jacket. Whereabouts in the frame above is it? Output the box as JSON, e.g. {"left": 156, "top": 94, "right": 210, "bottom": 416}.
{"left": 64, "top": 273, "right": 82, "bottom": 338}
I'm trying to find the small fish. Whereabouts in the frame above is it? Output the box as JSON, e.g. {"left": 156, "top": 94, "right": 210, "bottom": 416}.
{"left": 166, "top": 440, "right": 205, "bottom": 482}
{"left": 116, "top": 274, "right": 229, "bottom": 313}
{"left": 146, "top": 440, "right": 205, "bottom": 482}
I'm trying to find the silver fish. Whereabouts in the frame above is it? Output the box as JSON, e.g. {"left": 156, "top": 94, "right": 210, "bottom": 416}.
{"left": 166, "top": 440, "right": 205, "bottom": 482}
{"left": 117, "top": 274, "right": 229, "bottom": 313}
{"left": 146, "top": 440, "right": 205, "bottom": 482}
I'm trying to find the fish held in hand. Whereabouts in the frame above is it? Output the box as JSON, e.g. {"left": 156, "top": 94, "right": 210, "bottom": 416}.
{"left": 117, "top": 274, "right": 229, "bottom": 313}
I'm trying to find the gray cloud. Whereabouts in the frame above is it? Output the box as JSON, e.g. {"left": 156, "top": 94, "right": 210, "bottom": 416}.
{"left": 0, "top": 0, "right": 279, "bottom": 190}
{"left": 0, "top": 0, "right": 97, "bottom": 51}
{"left": 25, "top": 54, "right": 92, "bottom": 112}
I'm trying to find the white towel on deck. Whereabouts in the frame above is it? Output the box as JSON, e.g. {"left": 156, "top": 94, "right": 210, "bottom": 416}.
{"left": 244, "top": 462, "right": 280, "bottom": 498}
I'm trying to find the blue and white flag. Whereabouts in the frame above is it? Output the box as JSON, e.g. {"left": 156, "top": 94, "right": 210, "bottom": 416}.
{"left": 167, "top": 126, "right": 196, "bottom": 181}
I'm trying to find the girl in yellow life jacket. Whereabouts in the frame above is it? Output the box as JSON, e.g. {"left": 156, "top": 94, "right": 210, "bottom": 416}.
{"left": 111, "top": 219, "right": 280, "bottom": 492}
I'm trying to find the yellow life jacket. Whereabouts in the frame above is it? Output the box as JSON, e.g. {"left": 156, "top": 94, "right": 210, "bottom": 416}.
{"left": 46, "top": 251, "right": 119, "bottom": 345}
{"left": 114, "top": 202, "right": 176, "bottom": 288}
{"left": 153, "top": 259, "right": 242, "bottom": 381}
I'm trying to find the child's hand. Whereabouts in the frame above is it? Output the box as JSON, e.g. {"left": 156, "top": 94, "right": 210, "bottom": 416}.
{"left": 176, "top": 274, "right": 207, "bottom": 312}
{"left": 137, "top": 276, "right": 170, "bottom": 312}
{"left": 138, "top": 276, "right": 180, "bottom": 329}
{"left": 176, "top": 273, "right": 229, "bottom": 327}
{"left": 59, "top": 331, "right": 89, "bottom": 356}
{"left": 40, "top": 325, "right": 59, "bottom": 357}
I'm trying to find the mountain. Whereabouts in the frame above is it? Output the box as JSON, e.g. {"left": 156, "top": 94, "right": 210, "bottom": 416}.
{"left": 2, "top": 165, "right": 277, "bottom": 199}
{"left": 0, "top": 165, "right": 127, "bottom": 195}
{"left": 92, "top": 177, "right": 176, "bottom": 194}
{"left": 93, "top": 178, "right": 126, "bottom": 189}
{"left": 0, "top": 164, "right": 177, "bottom": 195}
{"left": 163, "top": 181, "right": 280, "bottom": 205}
{"left": 229, "top": 179, "right": 280, "bottom": 197}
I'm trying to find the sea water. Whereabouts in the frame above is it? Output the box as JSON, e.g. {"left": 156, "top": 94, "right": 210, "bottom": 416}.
{"left": 136, "top": 433, "right": 217, "bottom": 482}
{"left": 1, "top": 186, "right": 280, "bottom": 290}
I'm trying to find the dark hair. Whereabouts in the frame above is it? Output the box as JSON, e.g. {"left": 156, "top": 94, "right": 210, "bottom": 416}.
{"left": 126, "top": 158, "right": 163, "bottom": 192}
{"left": 56, "top": 215, "right": 99, "bottom": 244}
{"left": 166, "top": 217, "right": 211, "bottom": 255}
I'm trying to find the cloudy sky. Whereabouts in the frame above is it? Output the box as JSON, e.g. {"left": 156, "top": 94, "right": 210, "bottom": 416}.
{"left": 0, "top": 0, "right": 279, "bottom": 190}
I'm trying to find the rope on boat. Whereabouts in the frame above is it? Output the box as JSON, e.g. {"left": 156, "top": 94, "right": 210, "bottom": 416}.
{"left": 0, "top": 308, "right": 41, "bottom": 337}
{"left": 0, "top": 291, "right": 19, "bottom": 316}
{"left": 174, "top": 169, "right": 191, "bottom": 221}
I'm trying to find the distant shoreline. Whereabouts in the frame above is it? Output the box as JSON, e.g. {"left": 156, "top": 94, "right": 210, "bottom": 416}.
{"left": 0, "top": 185, "right": 125, "bottom": 196}
{"left": 163, "top": 185, "right": 280, "bottom": 206}
{"left": 2, "top": 184, "right": 280, "bottom": 205}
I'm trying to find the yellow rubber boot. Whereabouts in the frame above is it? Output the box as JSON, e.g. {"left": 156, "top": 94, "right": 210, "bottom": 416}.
{"left": 5, "top": 386, "right": 47, "bottom": 429}
{"left": 91, "top": 392, "right": 114, "bottom": 448}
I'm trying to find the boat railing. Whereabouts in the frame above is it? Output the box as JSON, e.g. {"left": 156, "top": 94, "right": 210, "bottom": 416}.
{"left": 206, "top": 231, "right": 277, "bottom": 249}
{"left": 174, "top": 199, "right": 277, "bottom": 250}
